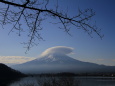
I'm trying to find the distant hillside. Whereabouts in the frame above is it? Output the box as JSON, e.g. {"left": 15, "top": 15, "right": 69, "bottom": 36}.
{"left": 0, "top": 63, "right": 26, "bottom": 78}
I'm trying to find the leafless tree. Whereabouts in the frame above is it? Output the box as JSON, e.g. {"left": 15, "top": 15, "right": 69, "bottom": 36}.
{"left": 0, "top": 0, "right": 103, "bottom": 51}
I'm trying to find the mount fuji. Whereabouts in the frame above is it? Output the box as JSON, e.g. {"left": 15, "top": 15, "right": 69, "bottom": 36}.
{"left": 11, "top": 46, "right": 115, "bottom": 74}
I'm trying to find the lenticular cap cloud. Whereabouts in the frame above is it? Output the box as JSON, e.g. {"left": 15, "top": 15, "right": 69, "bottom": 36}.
{"left": 40, "top": 46, "right": 74, "bottom": 56}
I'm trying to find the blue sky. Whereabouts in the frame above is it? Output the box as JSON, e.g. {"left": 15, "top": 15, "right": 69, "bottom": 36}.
{"left": 0, "top": 0, "right": 115, "bottom": 66}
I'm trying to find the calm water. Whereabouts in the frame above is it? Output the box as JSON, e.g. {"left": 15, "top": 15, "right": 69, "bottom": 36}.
{"left": 2, "top": 76, "right": 115, "bottom": 86}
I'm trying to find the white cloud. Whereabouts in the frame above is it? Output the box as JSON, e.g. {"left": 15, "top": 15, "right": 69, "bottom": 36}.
{"left": 0, "top": 56, "right": 35, "bottom": 64}
{"left": 0, "top": 46, "right": 74, "bottom": 65}
{"left": 40, "top": 46, "right": 74, "bottom": 56}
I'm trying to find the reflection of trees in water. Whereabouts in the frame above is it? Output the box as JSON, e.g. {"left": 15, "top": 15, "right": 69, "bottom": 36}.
{"left": 5, "top": 76, "right": 115, "bottom": 86}
{"left": 0, "top": 78, "right": 21, "bottom": 86}
{"left": 17, "top": 76, "right": 80, "bottom": 86}
{"left": 38, "top": 77, "right": 80, "bottom": 86}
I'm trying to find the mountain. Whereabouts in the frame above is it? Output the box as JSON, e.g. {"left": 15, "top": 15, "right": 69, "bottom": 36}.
{"left": 11, "top": 54, "right": 115, "bottom": 74}
{"left": 0, "top": 63, "right": 26, "bottom": 78}
{"left": 0, "top": 63, "right": 26, "bottom": 86}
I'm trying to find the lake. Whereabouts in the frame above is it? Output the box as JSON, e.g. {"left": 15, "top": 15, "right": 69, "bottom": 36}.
{"left": 2, "top": 76, "right": 115, "bottom": 86}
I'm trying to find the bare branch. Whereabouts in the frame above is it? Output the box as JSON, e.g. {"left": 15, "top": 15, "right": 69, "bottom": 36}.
{"left": 3, "top": 4, "right": 10, "bottom": 24}
{"left": 8, "top": 7, "right": 25, "bottom": 35}
{"left": 26, "top": 11, "right": 41, "bottom": 51}
{"left": 0, "top": 0, "right": 103, "bottom": 51}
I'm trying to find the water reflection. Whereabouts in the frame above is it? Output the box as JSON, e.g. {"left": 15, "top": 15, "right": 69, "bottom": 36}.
{"left": 7, "top": 76, "right": 115, "bottom": 86}
{"left": 0, "top": 78, "right": 21, "bottom": 86}
{"left": 9, "top": 76, "right": 78, "bottom": 86}
{"left": 9, "top": 77, "right": 37, "bottom": 86}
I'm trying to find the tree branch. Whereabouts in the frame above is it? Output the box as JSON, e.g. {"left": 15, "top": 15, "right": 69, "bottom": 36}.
{"left": 0, "top": 0, "right": 103, "bottom": 51}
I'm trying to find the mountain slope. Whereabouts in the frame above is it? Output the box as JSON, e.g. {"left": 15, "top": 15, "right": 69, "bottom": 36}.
{"left": 11, "top": 54, "right": 115, "bottom": 74}
{"left": 0, "top": 63, "right": 26, "bottom": 78}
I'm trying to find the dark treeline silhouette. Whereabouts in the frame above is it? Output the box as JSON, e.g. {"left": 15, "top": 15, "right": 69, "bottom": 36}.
{"left": 0, "top": 63, "right": 26, "bottom": 86}
{"left": 28, "top": 72, "right": 115, "bottom": 77}
{"left": 0, "top": 63, "right": 26, "bottom": 78}
{"left": 28, "top": 72, "right": 76, "bottom": 77}
{"left": 75, "top": 72, "right": 115, "bottom": 77}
